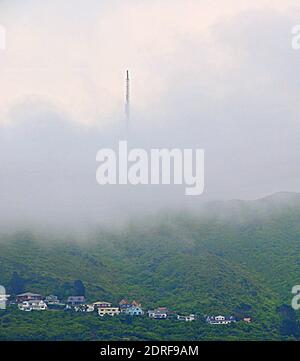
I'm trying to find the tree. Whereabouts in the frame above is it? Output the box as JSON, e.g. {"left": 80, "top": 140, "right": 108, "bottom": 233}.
{"left": 9, "top": 272, "right": 25, "bottom": 295}
{"left": 277, "top": 304, "right": 300, "bottom": 338}
{"left": 74, "top": 280, "right": 86, "bottom": 296}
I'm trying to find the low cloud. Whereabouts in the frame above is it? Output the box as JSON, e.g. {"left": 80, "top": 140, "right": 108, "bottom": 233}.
{"left": 0, "top": 1, "right": 299, "bottom": 231}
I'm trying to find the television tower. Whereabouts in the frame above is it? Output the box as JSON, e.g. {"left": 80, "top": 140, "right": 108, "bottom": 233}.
{"left": 125, "top": 70, "right": 130, "bottom": 134}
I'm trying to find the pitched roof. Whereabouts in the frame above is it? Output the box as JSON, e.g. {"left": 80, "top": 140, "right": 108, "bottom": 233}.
{"left": 25, "top": 300, "right": 45, "bottom": 305}
{"left": 119, "top": 299, "right": 129, "bottom": 305}
{"left": 154, "top": 308, "right": 168, "bottom": 315}
{"left": 17, "top": 292, "right": 41, "bottom": 297}
{"left": 93, "top": 301, "right": 111, "bottom": 305}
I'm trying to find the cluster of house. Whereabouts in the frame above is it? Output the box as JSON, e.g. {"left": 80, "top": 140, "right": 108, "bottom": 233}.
{"left": 13, "top": 293, "right": 195, "bottom": 321}
{"left": 205, "top": 315, "right": 236, "bottom": 325}
{"left": 205, "top": 315, "right": 252, "bottom": 324}
{"left": 11, "top": 292, "right": 252, "bottom": 324}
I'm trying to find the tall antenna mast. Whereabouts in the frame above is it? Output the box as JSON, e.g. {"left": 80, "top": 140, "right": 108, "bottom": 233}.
{"left": 125, "top": 70, "right": 130, "bottom": 134}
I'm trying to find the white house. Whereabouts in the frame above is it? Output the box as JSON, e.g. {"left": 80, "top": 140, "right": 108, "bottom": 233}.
{"left": 67, "top": 296, "right": 86, "bottom": 306}
{"left": 18, "top": 300, "right": 47, "bottom": 312}
{"left": 45, "top": 295, "right": 60, "bottom": 304}
{"left": 206, "top": 315, "right": 236, "bottom": 325}
{"left": 177, "top": 314, "right": 196, "bottom": 322}
{"left": 93, "top": 301, "right": 111, "bottom": 309}
{"left": 98, "top": 306, "right": 120, "bottom": 317}
{"left": 86, "top": 305, "right": 95, "bottom": 313}
{"left": 148, "top": 308, "right": 168, "bottom": 319}
{"left": 74, "top": 304, "right": 95, "bottom": 313}
{"left": 124, "top": 306, "right": 144, "bottom": 316}
{"left": 16, "top": 293, "right": 43, "bottom": 303}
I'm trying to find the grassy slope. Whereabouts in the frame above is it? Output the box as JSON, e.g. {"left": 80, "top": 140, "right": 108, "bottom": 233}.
{"left": 0, "top": 192, "right": 300, "bottom": 340}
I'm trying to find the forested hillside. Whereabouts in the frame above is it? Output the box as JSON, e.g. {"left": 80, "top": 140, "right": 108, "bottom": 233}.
{"left": 1, "top": 192, "right": 300, "bottom": 340}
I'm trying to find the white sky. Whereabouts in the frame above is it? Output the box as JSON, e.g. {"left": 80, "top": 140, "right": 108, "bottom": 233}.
{"left": 0, "top": 0, "right": 299, "bottom": 125}
{"left": 0, "top": 0, "right": 300, "bottom": 229}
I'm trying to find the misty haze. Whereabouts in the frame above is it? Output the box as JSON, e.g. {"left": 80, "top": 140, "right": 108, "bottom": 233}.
{"left": 1, "top": 0, "right": 300, "bottom": 344}
{"left": 0, "top": 0, "right": 300, "bottom": 231}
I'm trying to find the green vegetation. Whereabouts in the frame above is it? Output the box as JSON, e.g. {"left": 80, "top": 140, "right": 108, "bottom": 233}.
{"left": 0, "top": 306, "right": 282, "bottom": 341}
{"left": 1, "top": 192, "right": 300, "bottom": 340}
